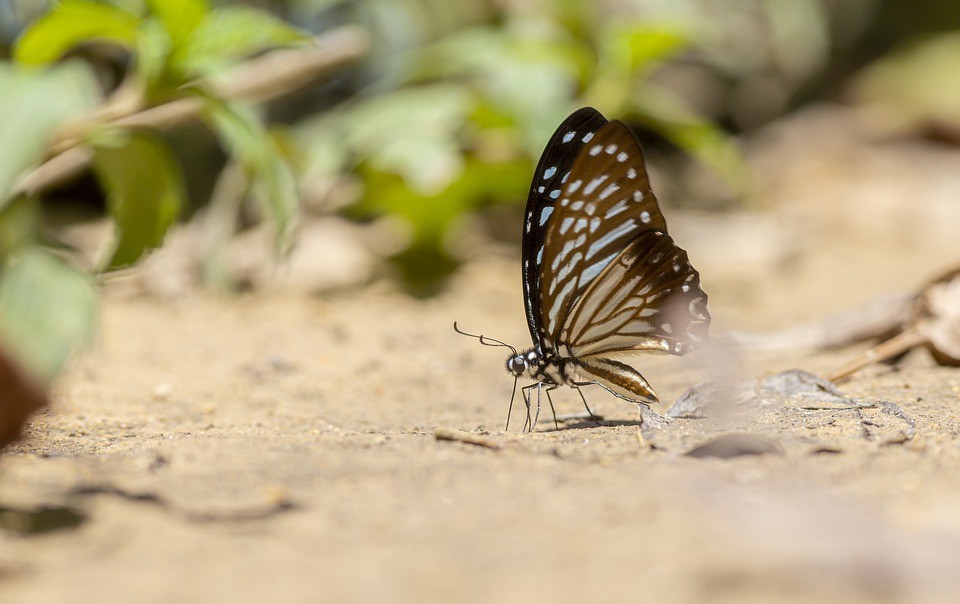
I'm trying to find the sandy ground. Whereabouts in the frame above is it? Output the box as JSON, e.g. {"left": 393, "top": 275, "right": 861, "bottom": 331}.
{"left": 2, "top": 107, "right": 960, "bottom": 603}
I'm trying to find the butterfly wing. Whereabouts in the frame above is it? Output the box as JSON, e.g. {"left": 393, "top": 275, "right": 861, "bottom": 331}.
{"left": 535, "top": 116, "right": 710, "bottom": 402}
{"left": 570, "top": 231, "right": 709, "bottom": 402}
{"left": 567, "top": 230, "right": 709, "bottom": 357}
{"left": 522, "top": 108, "right": 609, "bottom": 350}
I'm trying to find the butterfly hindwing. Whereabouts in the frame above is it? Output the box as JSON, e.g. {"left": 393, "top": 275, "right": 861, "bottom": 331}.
{"left": 568, "top": 230, "right": 709, "bottom": 357}
{"left": 522, "top": 108, "right": 609, "bottom": 349}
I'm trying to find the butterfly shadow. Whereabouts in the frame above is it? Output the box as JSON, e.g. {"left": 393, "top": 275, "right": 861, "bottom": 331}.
{"left": 542, "top": 417, "right": 644, "bottom": 432}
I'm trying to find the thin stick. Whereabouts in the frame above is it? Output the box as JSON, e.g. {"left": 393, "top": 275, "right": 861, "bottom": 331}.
{"left": 825, "top": 328, "right": 928, "bottom": 382}
{"left": 434, "top": 428, "right": 502, "bottom": 450}
{"left": 11, "top": 25, "right": 370, "bottom": 198}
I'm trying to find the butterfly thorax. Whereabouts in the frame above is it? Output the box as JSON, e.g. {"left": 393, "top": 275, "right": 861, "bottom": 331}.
{"left": 505, "top": 347, "right": 577, "bottom": 386}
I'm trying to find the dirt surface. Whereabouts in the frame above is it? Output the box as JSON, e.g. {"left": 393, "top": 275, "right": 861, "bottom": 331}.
{"left": 3, "top": 107, "right": 960, "bottom": 603}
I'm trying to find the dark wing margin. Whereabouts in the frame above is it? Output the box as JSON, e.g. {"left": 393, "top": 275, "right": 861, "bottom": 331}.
{"left": 521, "top": 107, "right": 608, "bottom": 351}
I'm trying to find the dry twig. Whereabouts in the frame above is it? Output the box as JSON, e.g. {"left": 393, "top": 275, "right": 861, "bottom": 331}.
{"left": 11, "top": 25, "right": 370, "bottom": 198}
{"left": 827, "top": 267, "right": 960, "bottom": 381}
{"left": 434, "top": 428, "right": 502, "bottom": 450}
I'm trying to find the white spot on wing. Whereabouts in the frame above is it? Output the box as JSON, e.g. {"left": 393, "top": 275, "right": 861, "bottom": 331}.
{"left": 616, "top": 151, "right": 628, "bottom": 162}
{"left": 633, "top": 190, "right": 644, "bottom": 202}
{"left": 605, "top": 200, "right": 628, "bottom": 219}
{"left": 582, "top": 132, "right": 594, "bottom": 143}
{"left": 549, "top": 189, "right": 561, "bottom": 199}
{"left": 539, "top": 206, "right": 554, "bottom": 226}
{"left": 627, "top": 168, "right": 637, "bottom": 179}
{"left": 537, "top": 186, "right": 545, "bottom": 193}
{"left": 584, "top": 175, "right": 608, "bottom": 195}
{"left": 586, "top": 219, "right": 636, "bottom": 260}
{"left": 640, "top": 210, "right": 651, "bottom": 224}
{"left": 556, "top": 251, "right": 583, "bottom": 283}
{"left": 548, "top": 278, "right": 577, "bottom": 332}
{"left": 579, "top": 252, "right": 617, "bottom": 284}
{"left": 570, "top": 200, "right": 584, "bottom": 211}
{"left": 559, "top": 217, "right": 574, "bottom": 235}
{"left": 605, "top": 144, "right": 617, "bottom": 154}
{"left": 599, "top": 183, "right": 620, "bottom": 200}
{"left": 562, "top": 131, "right": 575, "bottom": 143}
{"left": 543, "top": 166, "right": 557, "bottom": 179}
{"left": 568, "top": 179, "right": 582, "bottom": 193}
{"left": 589, "top": 145, "right": 602, "bottom": 156}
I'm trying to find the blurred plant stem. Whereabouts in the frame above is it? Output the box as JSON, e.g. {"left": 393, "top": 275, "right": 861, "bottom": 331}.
{"left": 12, "top": 25, "right": 369, "bottom": 199}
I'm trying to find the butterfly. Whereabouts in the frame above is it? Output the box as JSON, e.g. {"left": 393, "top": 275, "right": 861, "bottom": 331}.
{"left": 456, "top": 107, "right": 710, "bottom": 431}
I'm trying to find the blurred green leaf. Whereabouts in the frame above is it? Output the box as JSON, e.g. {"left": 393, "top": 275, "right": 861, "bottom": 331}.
{"left": 205, "top": 100, "right": 299, "bottom": 254}
{"left": 852, "top": 32, "right": 960, "bottom": 134}
{"left": 0, "top": 63, "right": 100, "bottom": 205}
{"left": 14, "top": 0, "right": 140, "bottom": 65}
{"left": 92, "top": 132, "right": 184, "bottom": 269}
{"left": 586, "top": 24, "right": 690, "bottom": 115}
{"left": 354, "top": 157, "right": 528, "bottom": 295}
{"left": 356, "top": 157, "right": 528, "bottom": 246}
{"left": 177, "top": 6, "right": 308, "bottom": 76}
{"left": 0, "top": 248, "right": 98, "bottom": 384}
{"left": 412, "top": 29, "right": 583, "bottom": 155}
{"left": 135, "top": 16, "right": 175, "bottom": 90}
{"left": 632, "top": 83, "right": 750, "bottom": 194}
{"left": 340, "top": 85, "right": 472, "bottom": 194}
{"left": 607, "top": 24, "right": 689, "bottom": 76}
{"left": 146, "top": 0, "right": 207, "bottom": 48}
{"left": 0, "top": 198, "right": 40, "bottom": 258}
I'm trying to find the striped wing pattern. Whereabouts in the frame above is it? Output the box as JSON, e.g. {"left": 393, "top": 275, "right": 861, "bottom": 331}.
{"left": 522, "top": 108, "right": 609, "bottom": 349}
{"left": 525, "top": 110, "right": 710, "bottom": 403}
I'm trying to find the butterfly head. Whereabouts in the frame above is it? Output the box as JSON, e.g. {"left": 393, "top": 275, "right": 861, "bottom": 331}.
{"left": 505, "top": 348, "right": 541, "bottom": 378}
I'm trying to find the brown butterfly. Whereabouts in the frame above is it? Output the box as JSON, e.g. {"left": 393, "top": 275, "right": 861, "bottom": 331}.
{"left": 457, "top": 107, "right": 709, "bottom": 430}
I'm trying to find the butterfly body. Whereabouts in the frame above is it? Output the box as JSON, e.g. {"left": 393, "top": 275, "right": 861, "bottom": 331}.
{"left": 506, "top": 345, "right": 657, "bottom": 403}
{"left": 502, "top": 107, "right": 710, "bottom": 429}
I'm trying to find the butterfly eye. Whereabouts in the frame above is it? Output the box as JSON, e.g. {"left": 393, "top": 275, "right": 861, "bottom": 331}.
{"left": 507, "top": 356, "right": 527, "bottom": 375}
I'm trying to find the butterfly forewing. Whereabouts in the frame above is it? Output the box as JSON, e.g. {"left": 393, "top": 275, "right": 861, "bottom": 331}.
{"left": 522, "top": 108, "right": 609, "bottom": 350}
{"left": 537, "top": 120, "right": 672, "bottom": 348}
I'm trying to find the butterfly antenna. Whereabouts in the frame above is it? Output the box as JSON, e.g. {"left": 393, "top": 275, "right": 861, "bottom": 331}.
{"left": 452, "top": 322, "right": 518, "bottom": 355}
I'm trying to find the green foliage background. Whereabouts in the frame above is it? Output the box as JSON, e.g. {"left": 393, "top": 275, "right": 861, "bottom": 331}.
{"left": 0, "top": 0, "right": 958, "bottom": 384}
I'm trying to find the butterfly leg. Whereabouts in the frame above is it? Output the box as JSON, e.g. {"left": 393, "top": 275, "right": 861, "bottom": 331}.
{"left": 572, "top": 382, "right": 603, "bottom": 426}
{"left": 520, "top": 384, "right": 537, "bottom": 432}
{"left": 543, "top": 386, "right": 561, "bottom": 431}
{"left": 530, "top": 382, "right": 545, "bottom": 432}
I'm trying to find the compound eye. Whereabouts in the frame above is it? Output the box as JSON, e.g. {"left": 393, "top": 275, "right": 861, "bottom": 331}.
{"left": 509, "top": 357, "right": 526, "bottom": 375}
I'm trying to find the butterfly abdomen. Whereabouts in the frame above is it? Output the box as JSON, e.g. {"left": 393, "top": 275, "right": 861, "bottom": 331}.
{"left": 573, "top": 356, "right": 659, "bottom": 404}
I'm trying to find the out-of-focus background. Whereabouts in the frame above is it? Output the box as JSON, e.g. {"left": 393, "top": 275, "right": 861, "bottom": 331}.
{"left": 2, "top": 1, "right": 960, "bottom": 603}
